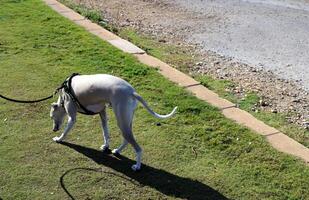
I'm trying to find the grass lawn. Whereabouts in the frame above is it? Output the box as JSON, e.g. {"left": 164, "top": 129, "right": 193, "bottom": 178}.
{"left": 0, "top": 0, "right": 308, "bottom": 199}
{"left": 59, "top": 0, "right": 309, "bottom": 148}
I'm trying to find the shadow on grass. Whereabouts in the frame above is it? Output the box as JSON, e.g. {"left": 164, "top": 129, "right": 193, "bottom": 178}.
{"left": 60, "top": 167, "right": 140, "bottom": 200}
{"left": 59, "top": 142, "right": 228, "bottom": 200}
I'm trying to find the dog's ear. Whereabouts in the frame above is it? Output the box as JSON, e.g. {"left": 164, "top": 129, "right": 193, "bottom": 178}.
{"left": 51, "top": 103, "right": 58, "bottom": 109}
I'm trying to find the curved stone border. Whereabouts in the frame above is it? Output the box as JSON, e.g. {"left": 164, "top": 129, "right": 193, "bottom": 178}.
{"left": 44, "top": 0, "right": 309, "bottom": 164}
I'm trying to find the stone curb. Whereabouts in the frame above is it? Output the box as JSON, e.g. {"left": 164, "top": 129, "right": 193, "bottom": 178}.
{"left": 109, "top": 39, "right": 145, "bottom": 54}
{"left": 134, "top": 54, "right": 200, "bottom": 87}
{"left": 222, "top": 107, "right": 279, "bottom": 136}
{"left": 44, "top": 0, "right": 309, "bottom": 164}
{"left": 267, "top": 133, "right": 309, "bottom": 161}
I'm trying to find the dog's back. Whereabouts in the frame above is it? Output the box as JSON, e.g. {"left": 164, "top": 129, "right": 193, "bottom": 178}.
{"left": 71, "top": 74, "right": 135, "bottom": 105}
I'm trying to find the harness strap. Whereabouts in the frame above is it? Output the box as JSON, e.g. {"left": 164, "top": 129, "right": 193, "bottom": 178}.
{"left": 62, "top": 73, "right": 97, "bottom": 115}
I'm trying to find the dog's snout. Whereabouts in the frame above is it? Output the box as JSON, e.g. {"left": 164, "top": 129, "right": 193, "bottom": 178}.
{"left": 53, "top": 126, "right": 59, "bottom": 132}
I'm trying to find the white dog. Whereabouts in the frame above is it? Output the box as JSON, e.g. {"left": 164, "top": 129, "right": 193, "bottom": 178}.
{"left": 50, "top": 74, "right": 177, "bottom": 171}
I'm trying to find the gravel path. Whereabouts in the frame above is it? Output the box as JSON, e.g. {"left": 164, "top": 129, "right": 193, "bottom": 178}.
{"left": 171, "top": 0, "right": 309, "bottom": 91}
{"left": 71, "top": 0, "right": 309, "bottom": 128}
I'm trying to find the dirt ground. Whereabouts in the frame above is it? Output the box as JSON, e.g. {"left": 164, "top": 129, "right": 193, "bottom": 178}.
{"left": 70, "top": 0, "right": 309, "bottom": 129}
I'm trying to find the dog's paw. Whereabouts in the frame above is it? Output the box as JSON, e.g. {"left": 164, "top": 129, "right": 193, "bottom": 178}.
{"left": 112, "top": 149, "right": 119, "bottom": 154}
{"left": 112, "top": 149, "right": 121, "bottom": 157}
{"left": 131, "top": 164, "right": 141, "bottom": 172}
{"left": 52, "top": 136, "right": 63, "bottom": 143}
{"left": 100, "top": 145, "right": 109, "bottom": 150}
{"left": 102, "top": 147, "right": 112, "bottom": 154}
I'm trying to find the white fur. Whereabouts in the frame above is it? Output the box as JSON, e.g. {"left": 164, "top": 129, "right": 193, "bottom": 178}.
{"left": 50, "top": 74, "right": 177, "bottom": 171}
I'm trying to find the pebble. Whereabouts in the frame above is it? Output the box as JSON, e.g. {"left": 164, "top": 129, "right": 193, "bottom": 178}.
{"left": 271, "top": 109, "right": 278, "bottom": 113}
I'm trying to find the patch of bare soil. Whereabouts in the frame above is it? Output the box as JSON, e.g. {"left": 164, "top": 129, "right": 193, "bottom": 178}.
{"left": 71, "top": 0, "right": 309, "bottom": 129}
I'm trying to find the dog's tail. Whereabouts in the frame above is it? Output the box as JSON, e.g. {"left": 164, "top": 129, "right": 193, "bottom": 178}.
{"left": 132, "top": 92, "right": 177, "bottom": 119}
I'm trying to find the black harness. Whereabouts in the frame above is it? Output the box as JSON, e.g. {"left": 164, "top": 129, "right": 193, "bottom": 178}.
{"left": 0, "top": 73, "right": 99, "bottom": 116}
{"left": 60, "top": 73, "right": 97, "bottom": 115}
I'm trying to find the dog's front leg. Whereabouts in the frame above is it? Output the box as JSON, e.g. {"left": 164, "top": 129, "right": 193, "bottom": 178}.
{"left": 53, "top": 116, "right": 76, "bottom": 142}
{"left": 53, "top": 100, "right": 77, "bottom": 142}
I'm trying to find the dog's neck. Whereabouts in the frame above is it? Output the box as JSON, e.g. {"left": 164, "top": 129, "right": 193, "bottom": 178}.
{"left": 56, "top": 90, "right": 65, "bottom": 107}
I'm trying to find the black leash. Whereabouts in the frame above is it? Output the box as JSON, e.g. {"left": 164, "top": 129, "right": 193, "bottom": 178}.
{"left": 0, "top": 93, "right": 55, "bottom": 103}
{"left": 0, "top": 80, "right": 65, "bottom": 104}
{"left": 0, "top": 73, "right": 97, "bottom": 115}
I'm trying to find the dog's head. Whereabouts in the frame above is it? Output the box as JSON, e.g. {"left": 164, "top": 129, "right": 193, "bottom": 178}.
{"left": 50, "top": 102, "right": 66, "bottom": 132}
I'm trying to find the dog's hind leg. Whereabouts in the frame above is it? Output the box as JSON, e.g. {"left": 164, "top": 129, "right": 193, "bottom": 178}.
{"left": 113, "top": 99, "right": 142, "bottom": 171}
{"left": 99, "top": 108, "right": 111, "bottom": 153}
{"left": 112, "top": 138, "right": 128, "bottom": 155}
{"left": 112, "top": 119, "right": 133, "bottom": 155}
{"left": 120, "top": 125, "right": 142, "bottom": 171}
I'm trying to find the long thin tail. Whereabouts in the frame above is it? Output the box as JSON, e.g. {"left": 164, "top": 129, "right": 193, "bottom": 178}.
{"left": 132, "top": 92, "right": 177, "bottom": 119}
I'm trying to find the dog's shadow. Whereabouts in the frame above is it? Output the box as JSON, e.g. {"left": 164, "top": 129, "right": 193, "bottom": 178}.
{"left": 59, "top": 142, "right": 228, "bottom": 200}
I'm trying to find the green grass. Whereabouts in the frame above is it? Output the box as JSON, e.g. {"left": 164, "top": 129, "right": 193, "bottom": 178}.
{"left": 61, "top": 0, "right": 196, "bottom": 72}
{"left": 0, "top": 1, "right": 309, "bottom": 200}
{"left": 118, "top": 28, "right": 195, "bottom": 73}
{"left": 197, "top": 76, "right": 309, "bottom": 148}
{"left": 60, "top": 0, "right": 309, "bottom": 149}
{"left": 59, "top": 0, "right": 118, "bottom": 33}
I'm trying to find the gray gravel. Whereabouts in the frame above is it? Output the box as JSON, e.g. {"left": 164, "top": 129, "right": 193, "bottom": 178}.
{"left": 70, "top": 0, "right": 309, "bottom": 128}
{"left": 170, "top": 0, "right": 309, "bottom": 91}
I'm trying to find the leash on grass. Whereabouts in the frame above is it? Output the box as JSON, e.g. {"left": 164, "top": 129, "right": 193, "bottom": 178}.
{"left": 0, "top": 83, "right": 66, "bottom": 104}
{"left": 0, "top": 93, "right": 55, "bottom": 103}
{"left": 0, "top": 73, "right": 97, "bottom": 114}
{"left": 0, "top": 73, "right": 86, "bottom": 107}
{"left": 0, "top": 73, "right": 81, "bottom": 104}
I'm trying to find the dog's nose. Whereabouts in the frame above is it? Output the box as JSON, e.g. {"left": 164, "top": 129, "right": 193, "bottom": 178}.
{"left": 53, "top": 127, "right": 59, "bottom": 132}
